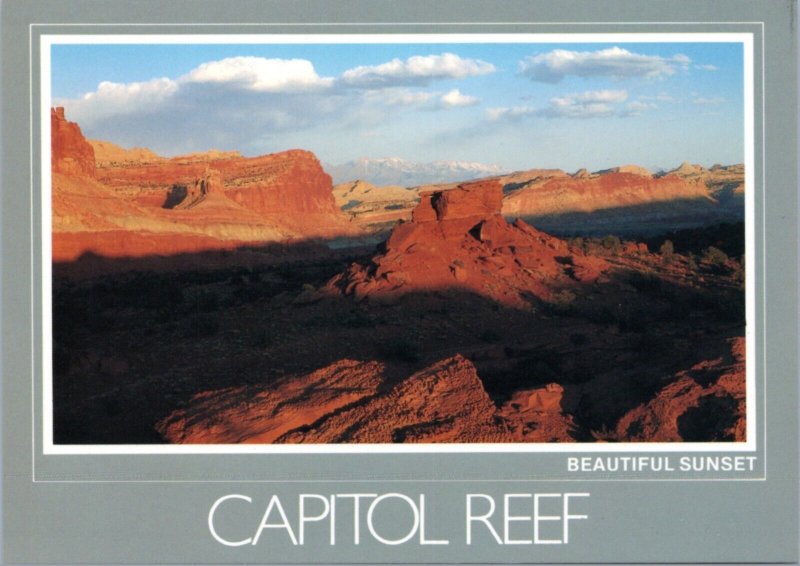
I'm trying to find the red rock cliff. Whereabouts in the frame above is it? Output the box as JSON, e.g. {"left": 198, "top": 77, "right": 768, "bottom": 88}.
{"left": 503, "top": 171, "right": 711, "bottom": 217}
{"left": 51, "top": 107, "right": 96, "bottom": 178}
{"left": 222, "top": 149, "right": 340, "bottom": 218}
{"left": 93, "top": 147, "right": 348, "bottom": 235}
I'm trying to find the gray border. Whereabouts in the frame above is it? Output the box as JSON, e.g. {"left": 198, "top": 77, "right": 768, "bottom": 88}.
{"left": 3, "top": 1, "right": 797, "bottom": 564}
{"left": 30, "top": 23, "right": 767, "bottom": 485}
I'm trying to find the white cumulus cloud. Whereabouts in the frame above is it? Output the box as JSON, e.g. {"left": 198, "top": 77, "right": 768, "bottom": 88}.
{"left": 59, "top": 77, "right": 179, "bottom": 125}
{"left": 340, "top": 53, "right": 495, "bottom": 88}
{"left": 56, "top": 57, "right": 339, "bottom": 134}
{"left": 696, "top": 64, "right": 719, "bottom": 71}
{"left": 488, "top": 90, "right": 633, "bottom": 121}
{"left": 519, "top": 47, "right": 691, "bottom": 83}
{"left": 184, "top": 56, "right": 334, "bottom": 92}
{"left": 440, "top": 89, "right": 479, "bottom": 108}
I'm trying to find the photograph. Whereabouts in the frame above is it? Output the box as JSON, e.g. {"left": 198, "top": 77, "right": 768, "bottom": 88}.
{"left": 4, "top": 1, "right": 798, "bottom": 563}
{"left": 48, "top": 37, "right": 750, "bottom": 446}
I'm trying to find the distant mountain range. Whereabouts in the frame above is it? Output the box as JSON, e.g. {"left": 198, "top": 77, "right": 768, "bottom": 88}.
{"left": 325, "top": 157, "right": 507, "bottom": 186}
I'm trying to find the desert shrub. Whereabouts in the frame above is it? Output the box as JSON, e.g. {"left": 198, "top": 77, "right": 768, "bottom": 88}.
{"left": 703, "top": 246, "right": 729, "bottom": 266}
{"left": 601, "top": 235, "right": 622, "bottom": 255}
{"left": 550, "top": 289, "right": 577, "bottom": 313}
{"left": 568, "top": 237, "right": 586, "bottom": 253}
{"left": 659, "top": 240, "right": 675, "bottom": 264}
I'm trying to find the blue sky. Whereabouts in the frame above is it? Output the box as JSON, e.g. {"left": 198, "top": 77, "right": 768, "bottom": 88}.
{"left": 51, "top": 41, "right": 744, "bottom": 172}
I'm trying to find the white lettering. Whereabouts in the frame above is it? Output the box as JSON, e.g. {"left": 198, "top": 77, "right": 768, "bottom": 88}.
{"left": 299, "top": 494, "right": 330, "bottom": 545}
{"left": 563, "top": 493, "right": 590, "bottom": 543}
{"left": 252, "top": 495, "right": 298, "bottom": 546}
{"left": 208, "top": 494, "right": 253, "bottom": 547}
{"left": 533, "top": 494, "right": 562, "bottom": 544}
{"left": 466, "top": 494, "right": 502, "bottom": 545}
{"left": 503, "top": 494, "right": 533, "bottom": 545}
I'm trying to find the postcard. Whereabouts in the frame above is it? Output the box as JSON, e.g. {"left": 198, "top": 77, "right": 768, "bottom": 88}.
{"left": 2, "top": 0, "right": 797, "bottom": 564}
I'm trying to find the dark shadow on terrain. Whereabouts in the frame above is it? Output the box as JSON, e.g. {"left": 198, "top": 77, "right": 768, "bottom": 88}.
{"left": 162, "top": 184, "right": 188, "bottom": 208}
{"left": 346, "top": 199, "right": 744, "bottom": 244}
{"left": 51, "top": 237, "right": 745, "bottom": 445}
{"left": 640, "top": 221, "right": 745, "bottom": 259}
{"left": 513, "top": 199, "right": 743, "bottom": 237}
{"left": 677, "top": 395, "right": 739, "bottom": 441}
{"left": 53, "top": 239, "right": 379, "bottom": 279}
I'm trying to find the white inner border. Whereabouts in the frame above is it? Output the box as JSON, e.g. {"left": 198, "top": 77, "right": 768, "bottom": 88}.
{"left": 39, "top": 32, "right": 757, "bottom": 456}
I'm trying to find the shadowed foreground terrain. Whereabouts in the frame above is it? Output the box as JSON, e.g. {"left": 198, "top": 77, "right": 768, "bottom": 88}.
{"left": 54, "top": 203, "right": 746, "bottom": 444}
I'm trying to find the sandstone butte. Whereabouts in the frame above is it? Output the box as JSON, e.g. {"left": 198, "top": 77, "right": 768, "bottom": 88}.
{"left": 51, "top": 107, "right": 355, "bottom": 262}
{"left": 320, "top": 179, "right": 609, "bottom": 308}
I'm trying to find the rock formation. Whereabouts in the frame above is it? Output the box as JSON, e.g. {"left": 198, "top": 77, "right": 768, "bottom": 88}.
{"left": 94, "top": 145, "right": 350, "bottom": 235}
{"left": 596, "top": 164, "right": 652, "bottom": 177}
{"left": 497, "top": 383, "right": 577, "bottom": 442}
{"left": 51, "top": 108, "right": 355, "bottom": 265}
{"left": 614, "top": 337, "right": 746, "bottom": 442}
{"left": 333, "top": 179, "right": 419, "bottom": 228}
{"left": 667, "top": 161, "right": 745, "bottom": 212}
{"left": 156, "top": 359, "right": 385, "bottom": 444}
{"left": 279, "top": 356, "right": 507, "bottom": 443}
{"left": 157, "top": 355, "right": 510, "bottom": 444}
{"left": 51, "top": 107, "right": 96, "bottom": 177}
{"left": 170, "top": 168, "right": 223, "bottom": 209}
{"left": 89, "top": 139, "right": 164, "bottom": 168}
{"left": 330, "top": 163, "right": 742, "bottom": 237}
{"left": 502, "top": 172, "right": 711, "bottom": 217}
{"left": 323, "top": 179, "right": 608, "bottom": 307}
